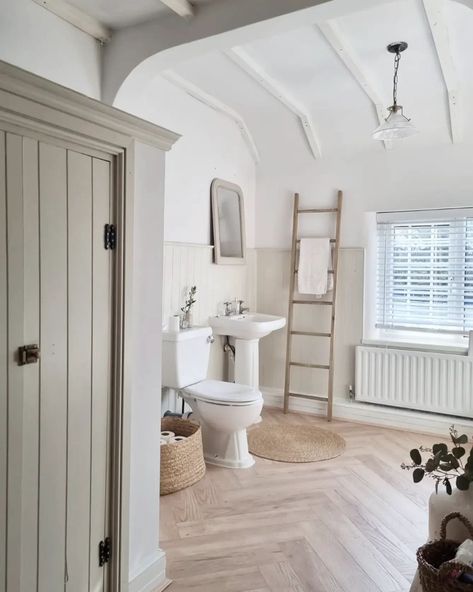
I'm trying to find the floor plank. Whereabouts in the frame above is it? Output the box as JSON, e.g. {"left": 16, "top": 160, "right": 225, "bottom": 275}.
{"left": 161, "top": 408, "right": 434, "bottom": 591}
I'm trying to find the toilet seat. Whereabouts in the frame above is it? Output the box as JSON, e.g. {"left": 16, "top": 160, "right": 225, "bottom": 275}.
{"left": 183, "top": 379, "right": 262, "bottom": 406}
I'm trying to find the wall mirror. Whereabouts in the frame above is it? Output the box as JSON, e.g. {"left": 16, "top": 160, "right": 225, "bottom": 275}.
{"left": 211, "top": 178, "right": 246, "bottom": 264}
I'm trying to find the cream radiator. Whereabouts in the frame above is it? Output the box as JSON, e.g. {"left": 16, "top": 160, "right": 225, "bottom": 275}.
{"left": 355, "top": 346, "right": 473, "bottom": 417}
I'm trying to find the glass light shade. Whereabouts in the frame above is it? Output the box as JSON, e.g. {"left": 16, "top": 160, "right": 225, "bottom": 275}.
{"left": 372, "top": 105, "right": 418, "bottom": 140}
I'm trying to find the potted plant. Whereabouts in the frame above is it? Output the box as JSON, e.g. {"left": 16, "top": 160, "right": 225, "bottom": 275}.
{"left": 401, "top": 426, "right": 473, "bottom": 541}
{"left": 180, "top": 286, "right": 197, "bottom": 329}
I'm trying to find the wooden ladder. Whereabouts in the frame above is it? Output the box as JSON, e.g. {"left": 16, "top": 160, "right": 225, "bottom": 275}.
{"left": 283, "top": 191, "right": 343, "bottom": 421}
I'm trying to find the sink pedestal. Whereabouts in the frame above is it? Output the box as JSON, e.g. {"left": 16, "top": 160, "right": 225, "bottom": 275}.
{"left": 233, "top": 338, "right": 259, "bottom": 388}
{"left": 209, "top": 312, "right": 286, "bottom": 391}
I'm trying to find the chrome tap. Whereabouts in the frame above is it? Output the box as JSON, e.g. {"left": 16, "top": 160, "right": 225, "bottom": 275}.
{"left": 223, "top": 301, "right": 234, "bottom": 316}
{"left": 223, "top": 300, "right": 249, "bottom": 315}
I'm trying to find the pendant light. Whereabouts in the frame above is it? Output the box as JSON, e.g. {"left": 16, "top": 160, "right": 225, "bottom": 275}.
{"left": 372, "top": 42, "right": 417, "bottom": 141}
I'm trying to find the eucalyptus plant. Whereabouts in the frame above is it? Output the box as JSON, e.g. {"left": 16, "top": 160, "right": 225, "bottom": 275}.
{"left": 401, "top": 426, "right": 473, "bottom": 495}
{"left": 181, "top": 286, "right": 197, "bottom": 315}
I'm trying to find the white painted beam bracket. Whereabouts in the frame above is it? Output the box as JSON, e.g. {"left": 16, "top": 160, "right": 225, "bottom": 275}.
{"left": 32, "top": 0, "right": 111, "bottom": 43}
{"left": 161, "top": 71, "right": 260, "bottom": 164}
{"left": 227, "top": 46, "right": 322, "bottom": 160}
{"left": 422, "top": 0, "right": 462, "bottom": 143}
{"left": 158, "top": 0, "right": 194, "bottom": 18}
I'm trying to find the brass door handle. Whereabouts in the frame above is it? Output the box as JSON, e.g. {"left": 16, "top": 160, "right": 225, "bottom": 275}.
{"left": 17, "top": 344, "right": 40, "bottom": 366}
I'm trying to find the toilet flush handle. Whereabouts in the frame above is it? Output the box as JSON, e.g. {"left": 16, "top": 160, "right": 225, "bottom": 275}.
{"left": 207, "top": 335, "right": 215, "bottom": 344}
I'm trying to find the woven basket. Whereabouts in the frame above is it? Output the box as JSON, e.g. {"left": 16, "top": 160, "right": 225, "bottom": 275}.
{"left": 160, "top": 417, "right": 206, "bottom": 495}
{"left": 417, "top": 512, "right": 473, "bottom": 592}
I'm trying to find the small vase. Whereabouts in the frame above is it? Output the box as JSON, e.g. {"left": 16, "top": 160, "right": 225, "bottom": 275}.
{"left": 179, "top": 311, "right": 193, "bottom": 330}
{"left": 428, "top": 487, "right": 473, "bottom": 540}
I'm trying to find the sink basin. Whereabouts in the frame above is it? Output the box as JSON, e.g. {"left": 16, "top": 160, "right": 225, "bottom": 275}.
{"left": 209, "top": 313, "right": 286, "bottom": 340}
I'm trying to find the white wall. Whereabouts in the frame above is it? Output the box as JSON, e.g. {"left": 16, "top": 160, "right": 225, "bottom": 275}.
{"left": 129, "top": 142, "right": 167, "bottom": 588}
{"left": 256, "top": 142, "right": 473, "bottom": 249}
{"left": 114, "top": 76, "right": 256, "bottom": 248}
{"left": 115, "top": 76, "right": 258, "bottom": 387}
{"left": 0, "top": 0, "right": 101, "bottom": 99}
{"left": 256, "top": 140, "right": 473, "bottom": 403}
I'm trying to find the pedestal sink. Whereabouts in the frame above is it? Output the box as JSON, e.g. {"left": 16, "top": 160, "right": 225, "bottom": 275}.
{"left": 209, "top": 313, "right": 286, "bottom": 389}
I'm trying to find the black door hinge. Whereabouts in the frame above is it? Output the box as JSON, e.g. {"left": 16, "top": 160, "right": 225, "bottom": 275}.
{"left": 98, "top": 537, "right": 112, "bottom": 567}
{"left": 104, "top": 224, "right": 117, "bottom": 250}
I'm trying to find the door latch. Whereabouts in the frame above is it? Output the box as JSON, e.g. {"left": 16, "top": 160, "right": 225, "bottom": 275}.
{"left": 17, "top": 344, "right": 40, "bottom": 366}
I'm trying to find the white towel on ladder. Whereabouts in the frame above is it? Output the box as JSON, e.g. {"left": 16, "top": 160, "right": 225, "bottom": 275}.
{"left": 298, "top": 238, "right": 332, "bottom": 295}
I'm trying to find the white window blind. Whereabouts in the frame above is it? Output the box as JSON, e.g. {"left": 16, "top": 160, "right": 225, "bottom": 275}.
{"left": 377, "top": 209, "right": 473, "bottom": 335}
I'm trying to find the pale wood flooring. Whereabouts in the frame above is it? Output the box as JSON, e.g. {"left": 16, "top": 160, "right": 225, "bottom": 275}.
{"left": 160, "top": 408, "right": 436, "bottom": 592}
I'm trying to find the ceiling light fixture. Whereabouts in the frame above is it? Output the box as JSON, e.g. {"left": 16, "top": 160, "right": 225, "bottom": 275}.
{"left": 372, "top": 42, "right": 417, "bottom": 141}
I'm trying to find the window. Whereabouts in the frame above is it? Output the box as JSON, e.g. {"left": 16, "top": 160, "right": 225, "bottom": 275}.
{"left": 377, "top": 209, "right": 473, "bottom": 335}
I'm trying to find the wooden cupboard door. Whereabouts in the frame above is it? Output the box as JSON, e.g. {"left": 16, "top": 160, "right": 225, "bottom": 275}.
{"left": 0, "top": 131, "right": 113, "bottom": 592}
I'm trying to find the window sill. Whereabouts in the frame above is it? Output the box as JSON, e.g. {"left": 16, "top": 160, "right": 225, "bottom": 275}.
{"left": 362, "top": 334, "right": 470, "bottom": 355}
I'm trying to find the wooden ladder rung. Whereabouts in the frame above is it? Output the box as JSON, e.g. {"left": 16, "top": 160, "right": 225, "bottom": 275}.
{"left": 298, "top": 208, "right": 338, "bottom": 214}
{"left": 296, "top": 239, "right": 336, "bottom": 244}
{"left": 290, "top": 362, "right": 330, "bottom": 370}
{"left": 289, "top": 393, "right": 328, "bottom": 402}
{"left": 291, "top": 331, "right": 332, "bottom": 337}
{"left": 294, "top": 269, "right": 334, "bottom": 274}
{"left": 292, "top": 300, "right": 333, "bottom": 306}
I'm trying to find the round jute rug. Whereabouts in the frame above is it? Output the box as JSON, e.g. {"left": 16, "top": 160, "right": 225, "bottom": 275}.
{"left": 248, "top": 423, "right": 345, "bottom": 463}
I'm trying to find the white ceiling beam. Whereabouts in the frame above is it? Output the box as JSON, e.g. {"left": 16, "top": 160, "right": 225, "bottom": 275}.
{"left": 158, "top": 0, "right": 194, "bottom": 18}
{"left": 227, "top": 47, "right": 321, "bottom": 159}
{"left": 161, "top": 71, "right": 260, "bottom": 164}
{"left": 422, "top": 0, "right": 461, "bottom": 143}
{"left": 32, "top": 0, "right": 111, "bottom": 43}
{"left": 319, "top": 20, "right": 391, "bottom": 150}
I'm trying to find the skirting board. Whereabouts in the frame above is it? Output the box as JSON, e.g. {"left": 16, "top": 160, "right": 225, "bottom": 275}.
{"left": 262, "top": 387, "right": 473, "bottom": 437}
{"left": 129, "top": 551, "right": 171, "bottom": 592}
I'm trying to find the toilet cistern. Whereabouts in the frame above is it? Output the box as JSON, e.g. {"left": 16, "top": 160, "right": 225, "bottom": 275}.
{"left": 209, "top": 312, "right": 286, "bottom": 388}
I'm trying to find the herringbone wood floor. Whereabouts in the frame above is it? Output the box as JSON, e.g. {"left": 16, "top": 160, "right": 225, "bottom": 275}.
{"left": 160, "top": 408, "right": 436, "bottom": 592}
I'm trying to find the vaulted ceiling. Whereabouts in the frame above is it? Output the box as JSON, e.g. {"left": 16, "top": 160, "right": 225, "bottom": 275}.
{"left": 153, "top": 0, "right": 473, "bottom": 164}
{"left": 66, "top": 0, "right": 473, "bottom": 164}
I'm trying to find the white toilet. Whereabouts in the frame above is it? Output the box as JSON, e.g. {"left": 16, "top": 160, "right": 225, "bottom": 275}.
{"left": 162, "top": 326, "right": 263, "bottom": 469}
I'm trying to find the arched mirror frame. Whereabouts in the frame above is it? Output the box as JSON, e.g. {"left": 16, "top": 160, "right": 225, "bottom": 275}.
{"left": 211, "top": 178, "right": 246, "bottom": 265}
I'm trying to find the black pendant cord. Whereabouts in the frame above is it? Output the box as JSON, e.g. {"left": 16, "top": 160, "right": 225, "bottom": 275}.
{"left": 392, "top": 50, "right": 401, "bottom": 108}
{"left": 387, "top": 41, "right": 408, "bottom": 108}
